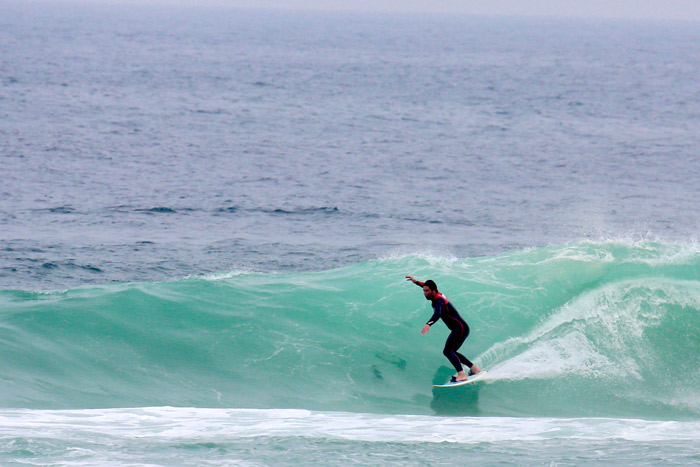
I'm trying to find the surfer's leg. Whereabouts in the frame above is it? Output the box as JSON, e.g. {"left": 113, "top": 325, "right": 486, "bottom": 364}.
{"left": 456, "top": 352, "right": 474, "bottom": 369}
{"left": 452, "top": 324, "right": 479, "bottom": 374}
{"left": 455, "top": 352, "right": 479, "bottom": 374}
{"left": 452, "top": 324, "right": 471, "bottom": 367}
{"left": 443, "top": 331, "right": 465, "bottom": 376}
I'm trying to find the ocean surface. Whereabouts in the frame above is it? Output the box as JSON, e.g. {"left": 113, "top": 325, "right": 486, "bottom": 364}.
{"left": 2, "top": 1, "right": 700, "bottom": 465}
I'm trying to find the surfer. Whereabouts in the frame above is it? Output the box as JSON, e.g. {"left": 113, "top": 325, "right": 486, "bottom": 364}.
{"left": 406, "top": 276, "right": 480, "bottom": 382}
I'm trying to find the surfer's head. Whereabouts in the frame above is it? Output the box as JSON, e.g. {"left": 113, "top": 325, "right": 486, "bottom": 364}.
{"left": 422, "top": 280, "right": 438, "bottom": 300}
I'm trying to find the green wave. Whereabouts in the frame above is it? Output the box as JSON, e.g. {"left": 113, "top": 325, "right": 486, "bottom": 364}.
{"left": 2, "top": 240, "right": 699, "bottom": 419}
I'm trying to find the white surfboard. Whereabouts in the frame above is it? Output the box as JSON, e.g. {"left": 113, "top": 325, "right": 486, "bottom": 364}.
{"left": 433, "top": 370, "right": 488, "bottom": 388}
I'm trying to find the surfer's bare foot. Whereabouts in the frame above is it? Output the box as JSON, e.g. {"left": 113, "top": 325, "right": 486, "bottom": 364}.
{"left": 455, "top": 370, "right": 468, "bottom": 382}
{"left": 469, "top": 365, "right": 481, "bottom": 375}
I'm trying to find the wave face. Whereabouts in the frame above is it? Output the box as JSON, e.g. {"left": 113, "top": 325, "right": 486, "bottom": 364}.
{"left": 2, "top": 241, "right": 700, "bottom": 419}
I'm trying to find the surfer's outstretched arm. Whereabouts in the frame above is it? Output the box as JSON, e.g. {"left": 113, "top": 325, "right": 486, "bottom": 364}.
{"left": 405, "top": 276, "right": 424, "bottom": 287}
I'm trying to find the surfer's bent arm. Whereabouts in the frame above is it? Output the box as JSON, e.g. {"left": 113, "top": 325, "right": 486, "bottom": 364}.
{"left": 426, "top": 298, "right": 443, "bottom": 326}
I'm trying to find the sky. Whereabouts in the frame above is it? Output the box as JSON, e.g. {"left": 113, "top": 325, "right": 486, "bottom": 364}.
{"left": 214, "top": 0, "right": 700, "bottom": 21}
{"left": 15, "top": 0, "right": 700, "bottom": 21}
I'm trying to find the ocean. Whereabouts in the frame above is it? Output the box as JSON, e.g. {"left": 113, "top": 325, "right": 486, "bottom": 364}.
{"left": 2, "top": 2, "right": 700, "bottom": 465}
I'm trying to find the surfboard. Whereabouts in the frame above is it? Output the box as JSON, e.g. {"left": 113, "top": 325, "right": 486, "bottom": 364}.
{"left": 433, "top": 370, "right": 488, "bottom": 388}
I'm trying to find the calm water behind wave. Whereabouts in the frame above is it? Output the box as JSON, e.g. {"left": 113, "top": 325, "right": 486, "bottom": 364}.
{"left": 2, "top": 4, "right": 699, "bottom": 290}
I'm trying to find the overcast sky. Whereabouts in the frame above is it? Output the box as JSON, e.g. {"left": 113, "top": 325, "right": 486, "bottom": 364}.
{"left": 225, "top": 0, "right": 700, "bottom": 21}
{"left": 18, "top": 0, "right": 700, "bottom": 21}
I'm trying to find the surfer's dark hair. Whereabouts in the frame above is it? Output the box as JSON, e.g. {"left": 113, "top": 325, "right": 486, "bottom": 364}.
{"left": 424, "top": 280, "right": 438, "bottom": 292}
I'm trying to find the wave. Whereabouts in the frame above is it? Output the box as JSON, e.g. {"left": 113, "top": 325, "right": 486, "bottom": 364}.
{"left": 1, "top": 240, "right": 699, "bottom": 419}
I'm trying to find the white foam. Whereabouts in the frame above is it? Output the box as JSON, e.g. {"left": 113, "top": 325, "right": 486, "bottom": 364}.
{"left": 548, "top": 246, "right": 615, "bottom": 264}
{"left": 573, "top": 237, "right": 700, "bottom": 265}
{"left": 377, "top": 247, "right": 460, "bottom": 264}
{"left": 191, "top": 269, "right": 255, "bottom": 281}
{"left": 2, "top": 407, "right": 699, "bottom": 444}
{"left": 487, "top": 331, "right": 619, "bottom": 381}
{"left": 478, "top": 277, "right": 700, "bottom": 382}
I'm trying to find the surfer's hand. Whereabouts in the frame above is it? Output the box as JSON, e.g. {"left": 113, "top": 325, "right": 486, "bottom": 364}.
{"left": 421, "top": 324, "right": 430, "bottom": 335}
{"left": 406, "top": 275, "right": 416, "bottom": 283}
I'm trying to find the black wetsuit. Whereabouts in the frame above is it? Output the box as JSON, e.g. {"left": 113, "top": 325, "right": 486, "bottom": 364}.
{"left": 423, "top": 289, "right": 474, "bottom": 373}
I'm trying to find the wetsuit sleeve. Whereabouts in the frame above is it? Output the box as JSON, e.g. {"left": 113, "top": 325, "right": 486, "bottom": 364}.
{"left": 414, "top": 280, "right": 425, "bottom": 287}
{"left": 426, "top": 298, "right": 444, "bottom": 326}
